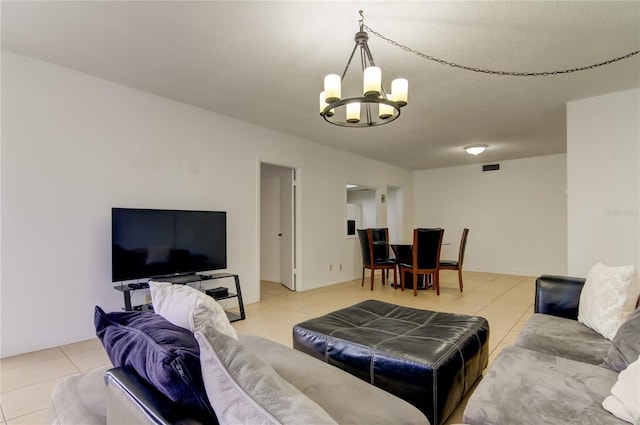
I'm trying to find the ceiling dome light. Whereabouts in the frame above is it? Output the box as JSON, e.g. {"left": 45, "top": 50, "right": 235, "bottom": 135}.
{"left": 464, "top": 144, "right": 488, "bottom": 155}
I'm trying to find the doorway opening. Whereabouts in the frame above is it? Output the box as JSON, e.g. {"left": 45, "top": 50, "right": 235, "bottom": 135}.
{"left": 260, "top": 163, "right": 297, "bottom": 293}
{"left": 346, "top": 183, "right": 377, "bottom": 238}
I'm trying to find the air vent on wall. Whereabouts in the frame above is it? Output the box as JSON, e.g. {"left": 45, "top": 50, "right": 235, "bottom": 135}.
{"left": 482, "top": 164, "right": 500, "bottom": 172}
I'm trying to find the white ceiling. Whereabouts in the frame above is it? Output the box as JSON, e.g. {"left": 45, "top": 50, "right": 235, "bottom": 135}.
{"left": 2, "top": 1, "right": 639, "bottom": 170}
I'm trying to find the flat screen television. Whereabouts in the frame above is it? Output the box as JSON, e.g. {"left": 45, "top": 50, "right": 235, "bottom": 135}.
{"left": 112, "top": 208, "right": 227, "bottom": 282}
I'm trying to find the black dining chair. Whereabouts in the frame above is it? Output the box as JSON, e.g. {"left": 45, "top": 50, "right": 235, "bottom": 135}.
{"left": 357, "top": 228, "right": 397, "bottom": 290}
{"left": 370, "top": 227, "right": 391, "bottom": 280}
{"left": 399, "top": 228, "right": 444, "bottom": 296}
{"left": 440, "top": 228, "right": 469, "bottom": 292}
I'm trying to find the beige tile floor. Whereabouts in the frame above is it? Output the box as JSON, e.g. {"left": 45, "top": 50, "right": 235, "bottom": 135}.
{"left": 0, "top": 270, "right": 535, "bottom": 424}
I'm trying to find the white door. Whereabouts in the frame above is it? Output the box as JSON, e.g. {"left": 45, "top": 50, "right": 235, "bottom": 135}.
{"left": 280, "top": 169, "right": 295, "bottom": 290}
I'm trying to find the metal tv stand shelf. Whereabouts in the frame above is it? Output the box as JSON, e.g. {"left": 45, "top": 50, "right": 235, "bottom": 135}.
{"left": 113, "top": 272, "right": 246, "bottom": 322}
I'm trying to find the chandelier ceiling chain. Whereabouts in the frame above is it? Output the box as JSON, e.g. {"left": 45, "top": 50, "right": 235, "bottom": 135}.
{"left": 363, "top": 23, "right": 640, "bottom": 77}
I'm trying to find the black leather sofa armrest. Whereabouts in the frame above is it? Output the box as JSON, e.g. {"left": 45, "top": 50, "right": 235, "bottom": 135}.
{"left": 534, "top": 275, "right": 586, "bottom": 320}
{"left": 104, "top": 367, "right": 205, "bottom": 425}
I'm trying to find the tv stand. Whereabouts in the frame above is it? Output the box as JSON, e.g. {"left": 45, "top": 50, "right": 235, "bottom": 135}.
{"left": 114, "top": 273, "right": 245, "bottom": 322}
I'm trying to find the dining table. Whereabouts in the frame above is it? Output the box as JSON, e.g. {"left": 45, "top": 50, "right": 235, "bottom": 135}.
{"left": 390, "top": 242, "right": 450, "bottom": 290}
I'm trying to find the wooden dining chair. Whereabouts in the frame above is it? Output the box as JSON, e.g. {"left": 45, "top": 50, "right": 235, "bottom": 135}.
{"left": 399, "top": 228, "right": 444, "bottom": 296}
{"left": 440, "top": 228, "right": 469, "bottom": 292}
{"left": 357, "top": 228, "right": 397, "bottom": 290}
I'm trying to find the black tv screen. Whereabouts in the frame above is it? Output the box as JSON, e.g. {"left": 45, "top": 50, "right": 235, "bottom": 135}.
{"left": 112, "top": 208, "right": 227, "bottom": 282}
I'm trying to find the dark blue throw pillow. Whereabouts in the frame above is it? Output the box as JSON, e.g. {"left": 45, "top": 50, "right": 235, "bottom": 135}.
{"left": 94, "top": 306, "right": 216, "bottom": 421}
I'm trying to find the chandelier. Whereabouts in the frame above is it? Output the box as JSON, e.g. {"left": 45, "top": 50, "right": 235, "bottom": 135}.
{"left": 319, "top": 11, "right": 408, "bottom": 127}
{"left": 319, "top": 11, "right": 639, "bottom": 129}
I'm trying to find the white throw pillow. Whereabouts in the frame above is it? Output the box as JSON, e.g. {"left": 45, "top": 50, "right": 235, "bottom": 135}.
{"left": 602, "top": 355, "right": 640, "bottom": 423}
{"left": 194, "top": 325, "right": 338, "bottom": 425}
{"left": 578, "top": 263, "right": 639, "bottom": 340}
{"left": 149, "top": 281, "right": 237, "bottom": 340}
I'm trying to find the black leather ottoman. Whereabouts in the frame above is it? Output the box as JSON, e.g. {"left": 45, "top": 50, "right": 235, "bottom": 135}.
{"left": 293, "top": 300, "right": 489, "bottom": 425}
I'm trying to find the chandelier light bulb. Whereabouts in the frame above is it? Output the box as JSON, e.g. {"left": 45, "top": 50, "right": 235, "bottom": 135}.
{"left": 319, "top": 91, "right": 326, "bottom": 114}
{"left": 319, "top": 92, "right": 334, "bottom": 117}
{"left": 346, "top": 102, "right": 361, "bottom": 123}
{"left": 379, "top": 94, "right": 394, "bottom": 120}
{"left": 324, "top": 74, "right": 341, "bottom": 103}
{"left": 391, "top": 78, "right": 408, "bottom": 107}
{"left": 363, "top": 66, "right": 381, "bottom": 97}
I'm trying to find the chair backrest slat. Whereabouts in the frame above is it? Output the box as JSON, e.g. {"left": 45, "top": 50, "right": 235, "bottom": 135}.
{"left": 357, "top": 229, "right": 372, "bottom": 265}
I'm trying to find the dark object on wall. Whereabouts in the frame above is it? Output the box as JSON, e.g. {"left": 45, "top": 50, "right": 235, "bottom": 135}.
{"left": 482, "top": 164, "right": 500, "bottom": 172}
{"left": 112, "top": 208, "right": 226, "bottom": 282}
{"left": 347, "top": 220, "right": 356, "bottom": 235}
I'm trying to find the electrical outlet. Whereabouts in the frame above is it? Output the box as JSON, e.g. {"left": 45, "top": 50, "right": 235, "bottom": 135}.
{"left": 145, "top": 294, "right": 152, "bottom": 305}
{"left": 329, "top": 264, "right": 333, "bottom": 271}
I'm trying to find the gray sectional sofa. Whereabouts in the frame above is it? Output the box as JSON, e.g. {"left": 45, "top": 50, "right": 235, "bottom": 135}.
{"left": 50, "top": 333, "right": 429, "bottom": 425}
{"left": 463, "top": 275, "right": 640, "bottom": 425}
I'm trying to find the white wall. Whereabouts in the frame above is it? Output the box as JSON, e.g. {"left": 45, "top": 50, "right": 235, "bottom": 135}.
{"left": 386, "top": 186, "right": 404, "bottom": 243}
{"left": 567, "top": 88, "right": 640, "bottom": 276}
{"left": 347, "top": 190, "right": 377, "bottom": 228}
{"left": 0, "top": 52, "right": 414, "bottom": 357}
{"left": 413, "top": 154, "right": 568, "bottom": 275}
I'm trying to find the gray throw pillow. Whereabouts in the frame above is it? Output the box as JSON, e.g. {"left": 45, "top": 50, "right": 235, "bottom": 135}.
{"left": 194, "top": 325, "right": 338, "bottom": 425}
{"left": 602, "top": 307, "right": 640, "bottom": 372}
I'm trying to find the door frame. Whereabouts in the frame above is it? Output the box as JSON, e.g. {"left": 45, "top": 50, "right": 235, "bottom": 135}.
{"left": 258, "top": 160, "right": 301, "bottom": 294}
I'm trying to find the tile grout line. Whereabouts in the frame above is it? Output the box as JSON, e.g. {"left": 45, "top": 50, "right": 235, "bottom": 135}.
{"left": 0, "top": 347, "right": 84, "bottom": 422}
{"left": 0, "top": 347, "right": 66, "bottom": 373}
{"left": 1, "top": 375, "right": 80, "bottom": 422}
{"left": 0, "top": 401, "right": 7, "bottom": 424}
{"left": 61, "top": 349, "right": 83, "bottom": 375}
{"left": 6, "top": 407, "right": 47, "bottom": 424}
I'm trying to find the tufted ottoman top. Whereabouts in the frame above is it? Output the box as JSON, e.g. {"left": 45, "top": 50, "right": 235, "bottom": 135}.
{"left": 293, "top": 299, "right": 489, "bottom": 425}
